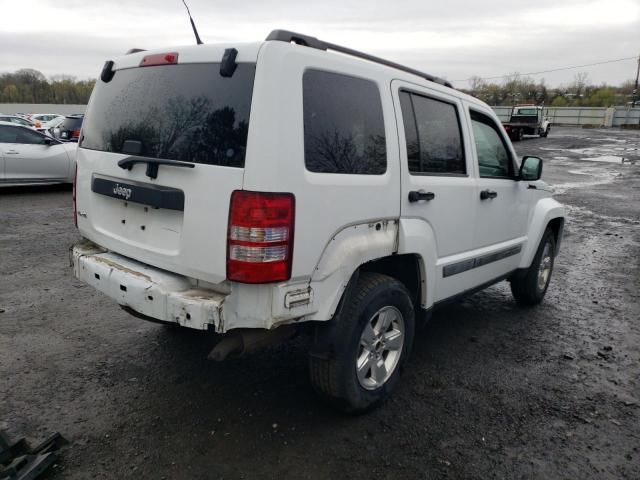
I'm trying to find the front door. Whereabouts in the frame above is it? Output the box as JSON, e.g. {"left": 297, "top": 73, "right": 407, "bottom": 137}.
{"left": 467, "top": 108, "right": 528, "bottom": 280}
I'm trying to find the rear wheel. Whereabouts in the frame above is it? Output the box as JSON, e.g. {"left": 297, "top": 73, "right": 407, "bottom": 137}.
{"left": 309, "top": 273, "right": 415, "bottom": 414}
{"left": 511, "top": 229, "right": 556, "bottom": 306}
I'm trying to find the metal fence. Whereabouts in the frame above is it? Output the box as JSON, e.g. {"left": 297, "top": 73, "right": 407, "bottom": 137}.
{"left": 492, "top": 105, "right": 640, "bottom": 127}
{"left": 612, "top": 107, "right": 640, "bottom": 127}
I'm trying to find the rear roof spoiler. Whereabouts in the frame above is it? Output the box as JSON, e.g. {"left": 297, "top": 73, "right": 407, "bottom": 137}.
{"left": 265, "top": 29, "right": 454, "bottom": 89}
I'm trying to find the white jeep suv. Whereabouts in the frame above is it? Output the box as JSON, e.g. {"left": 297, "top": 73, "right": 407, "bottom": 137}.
{"left": 72, "top": 30, "right": 565, "bottom": 412}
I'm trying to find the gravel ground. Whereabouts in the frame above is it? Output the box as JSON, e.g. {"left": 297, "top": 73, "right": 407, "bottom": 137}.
{"left": 1, "top": 127, "right": 639, "bottom": 479}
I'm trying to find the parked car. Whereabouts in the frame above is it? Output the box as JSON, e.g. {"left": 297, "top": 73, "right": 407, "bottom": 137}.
{"left": 58, "top": 115, "right": 84, "bottom": 142}
{"left": 0, "top": 122, "right": 77, "bottom": 185}
{"left": 71, "top": 30, "right": 565, "bottom": 413}
{"left": 0, "top": 115, "right": 37, "bottom": 129}
{"left": 30, "top": 114, "right": 64, "bottom": 129}
{"left": 41, "top": 115, "right": 66, "bottom": 136}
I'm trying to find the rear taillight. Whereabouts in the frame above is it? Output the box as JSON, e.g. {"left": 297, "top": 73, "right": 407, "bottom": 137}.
{"left": 72, "top": 128, "right": 81, "bottom": 139}
{"left": 72, "top": 163, "right": 78, "bottom": 227}
{"left": 227, "top": 191, "right": 295, "bottom": 284}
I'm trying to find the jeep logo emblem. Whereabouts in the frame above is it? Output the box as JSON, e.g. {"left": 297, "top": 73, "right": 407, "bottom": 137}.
{"left": 113, "top": 184, "right": 132, "bottom": 200}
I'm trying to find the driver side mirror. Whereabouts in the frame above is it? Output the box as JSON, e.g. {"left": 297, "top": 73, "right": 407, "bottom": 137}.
{"left": 519, "top": 156, "right": 543, "bottom": 181}
{"left": 43, "top": 137, "right": 54, "bottom": 146}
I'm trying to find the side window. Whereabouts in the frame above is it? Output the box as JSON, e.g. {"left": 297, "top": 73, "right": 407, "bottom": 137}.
{"left": 399, "top": 91, "right": 465, "bottom": 175}
{"left": 470, "top": 111, "right": 513, "bottom": 178}
{"left": 0, "top": 126, "right": 19, "bottom": 143}
{"left": 303, "top": 70, "right": 386, "bottom": 175}
{"left": 15, "top": 128, "right": 47, "bottom": 145}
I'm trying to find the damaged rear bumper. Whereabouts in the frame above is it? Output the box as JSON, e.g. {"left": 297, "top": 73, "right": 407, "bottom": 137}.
{"left": 71, "top": 241, "right": 226, "bottom": 331}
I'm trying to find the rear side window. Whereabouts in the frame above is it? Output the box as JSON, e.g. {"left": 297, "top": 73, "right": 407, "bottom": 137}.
{"left": 399, "top": 91, "right": 465, "bottom": 175}
{"left": 303, "top": 70, "right": 386, "bottom": 175}
{"left": 81, "top": 63, "right": 256, "bottom": 168}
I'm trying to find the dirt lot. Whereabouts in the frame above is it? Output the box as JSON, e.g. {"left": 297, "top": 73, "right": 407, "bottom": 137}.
{"left": 1, "top": 127, "right": 639, "bottom": 479}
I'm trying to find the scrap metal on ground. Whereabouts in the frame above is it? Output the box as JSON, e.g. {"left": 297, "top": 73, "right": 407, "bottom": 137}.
{"left": 0, "top": 431, "right": 67, "bottom": 480}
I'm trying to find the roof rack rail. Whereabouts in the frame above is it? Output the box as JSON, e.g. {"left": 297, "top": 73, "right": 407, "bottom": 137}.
{"left": 265, "top": 30, "right": 453, "bottom": 89}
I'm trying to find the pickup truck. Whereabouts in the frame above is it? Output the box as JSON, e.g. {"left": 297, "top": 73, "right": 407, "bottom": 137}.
{"left": 502, "top": 105, "right": 551, "bottom": 141}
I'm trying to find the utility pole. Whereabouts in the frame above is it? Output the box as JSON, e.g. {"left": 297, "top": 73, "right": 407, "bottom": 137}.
{"left": 633, "top": 53, "right": 640, "bottom": 108}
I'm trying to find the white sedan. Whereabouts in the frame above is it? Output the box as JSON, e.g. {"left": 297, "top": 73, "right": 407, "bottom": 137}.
{"left": 0, "top": 115, "right": 37, "bottom": 129}
{"left": 0, "top": 122, "right": 77, "bottom": 186}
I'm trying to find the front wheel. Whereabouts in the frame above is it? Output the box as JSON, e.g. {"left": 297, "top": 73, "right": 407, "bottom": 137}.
{"left": 510, "top": 229, "right": 556, "bottom": 305}
{"left": 309, "top": 272, "right": 415, "bottom": 414}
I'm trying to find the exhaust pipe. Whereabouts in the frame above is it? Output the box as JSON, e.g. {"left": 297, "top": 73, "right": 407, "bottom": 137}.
{"left": 208, "top": 326, "right": 296, "bottom": 361}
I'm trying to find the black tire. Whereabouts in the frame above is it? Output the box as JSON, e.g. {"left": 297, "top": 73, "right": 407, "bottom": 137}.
{"left": 309, "top": 272, "right": 415, "bottom": 414}
{"left": 511, "top": 228, "right": 556, "bottom": 306}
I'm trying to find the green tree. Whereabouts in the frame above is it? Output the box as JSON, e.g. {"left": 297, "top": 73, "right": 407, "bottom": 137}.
{"left": 550, "top": 96, "right": 568, "bottom": 107}
{"left": 0, "top": 69, "right": 95, "bottom": 103}
{"left": 587, "top": 88, "right": 616, "bottom": 107}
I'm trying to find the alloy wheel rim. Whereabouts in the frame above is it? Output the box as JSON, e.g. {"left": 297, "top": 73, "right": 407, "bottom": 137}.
{"left": 537, "top": 241, "right": 553, "bottom": 292}
{"left": 356, "top": 306, "right": 405, "bottom": 390}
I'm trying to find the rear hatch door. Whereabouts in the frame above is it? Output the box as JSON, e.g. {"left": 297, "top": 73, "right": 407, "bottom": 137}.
{"left": 76, "top": 47, "right": 258, "bottom": 284}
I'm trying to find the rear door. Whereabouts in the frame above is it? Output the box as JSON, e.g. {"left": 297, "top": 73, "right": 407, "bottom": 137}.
{"left": 76, "top": 54, "right": 257, "bottom": 284}
{"left": 392, "top": 80, "right": 478, "bottom": 301}
{"left": 1, "top": 125, "right": 70, "bottom": 181}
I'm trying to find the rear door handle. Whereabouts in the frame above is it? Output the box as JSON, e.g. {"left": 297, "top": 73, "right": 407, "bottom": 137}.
{"left": 408, "top": 190, "right": 435, "bottom": 202}
{"left": 5, "top": 150, "right": 19, "bottom": 154}
{"left": 480, "top": 189, "right": 498, "bottom": 200}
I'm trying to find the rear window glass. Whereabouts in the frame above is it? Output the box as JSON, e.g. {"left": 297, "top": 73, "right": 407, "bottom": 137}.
{"left": 303, "top": 70, "right": 386, "bottom": 175}
{"left": 80, "top": 63, "right": 255, "bottom": 168}
{"left": 61, "top": 117, "right": 83, "bottom": 130}
{"left": 515, "top": 108, "right": 538, "bottom": 115}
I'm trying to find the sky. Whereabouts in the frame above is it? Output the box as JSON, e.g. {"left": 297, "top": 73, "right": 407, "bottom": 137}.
{"left": 2, "top": 0, "right": 639, "bottom": 88}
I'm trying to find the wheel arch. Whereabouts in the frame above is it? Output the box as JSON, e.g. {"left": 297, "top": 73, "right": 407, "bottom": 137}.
{"left": 519, "top": 197, "right": 565, "bottom": 269}
{"left": 359, "top": 254, "right": 423, "bottom": 307}
{"left": 547, "top": 216, "right": 564, "bottom": 254}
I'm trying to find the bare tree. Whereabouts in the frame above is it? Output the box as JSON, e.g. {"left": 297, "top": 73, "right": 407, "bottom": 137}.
{"left": 571, "top": 72, "right": 589, "bottom": 98}
{"left": 468, "top": 75, "right": 485, "bottom": 95}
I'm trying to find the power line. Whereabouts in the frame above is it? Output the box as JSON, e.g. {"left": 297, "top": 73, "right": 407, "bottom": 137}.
{"left": 453, "top": 56, "right": 638, "bottom": 83}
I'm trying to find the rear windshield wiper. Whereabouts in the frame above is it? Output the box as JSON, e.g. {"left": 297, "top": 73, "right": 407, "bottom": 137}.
{"left": 118, "top": 156, "right": 195, "bottom": 179}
